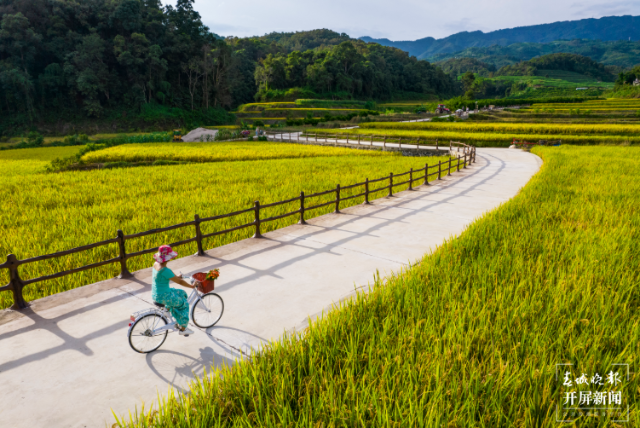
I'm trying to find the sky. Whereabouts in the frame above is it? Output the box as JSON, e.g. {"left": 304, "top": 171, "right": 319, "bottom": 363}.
{"left": 162, "top": 0, "right": 640, "bottom": 41}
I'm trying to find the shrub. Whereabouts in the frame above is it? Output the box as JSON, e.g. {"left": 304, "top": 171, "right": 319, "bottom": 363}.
{"left": 27, "top": 131, "right": 44, "bottom": 146}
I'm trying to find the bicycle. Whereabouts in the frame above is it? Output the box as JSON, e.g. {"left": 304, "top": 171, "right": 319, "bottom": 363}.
{"left": 127, "top": 275, "right": 224, "bottom": 353}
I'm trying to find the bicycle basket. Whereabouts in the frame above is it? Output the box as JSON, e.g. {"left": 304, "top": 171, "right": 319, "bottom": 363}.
{"left": 193, "top": 272, "right": 215, "bottom": 293}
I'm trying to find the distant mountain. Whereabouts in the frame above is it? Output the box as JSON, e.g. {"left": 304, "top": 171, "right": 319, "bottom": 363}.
{"left": 360, "top": 15, "right": 640, "bottom": 59}
{"left": 429, "top": 40, "right": 640, "bottom": 70}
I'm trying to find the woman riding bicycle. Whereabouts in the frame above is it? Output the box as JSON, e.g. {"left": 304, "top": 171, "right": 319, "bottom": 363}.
{"left": 152, "top": 245, "right": 200, "bottom": 336}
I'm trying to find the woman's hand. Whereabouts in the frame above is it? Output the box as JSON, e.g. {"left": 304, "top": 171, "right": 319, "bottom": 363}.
{"left": 193, "top": 280, "right": 202, "bottom": 290}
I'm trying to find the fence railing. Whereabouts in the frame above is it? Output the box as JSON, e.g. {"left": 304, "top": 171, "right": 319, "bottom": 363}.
{"left": 266, "top": 131, "right": 456, "bottom": 152}
{"left": 1, "top": 142, "right": 476, "bottom": 310}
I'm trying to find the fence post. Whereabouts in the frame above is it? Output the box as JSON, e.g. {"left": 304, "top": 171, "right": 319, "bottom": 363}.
{"left": 335, "top": 134, "right": 338, "bottom": 147}
{"left": 315, "top": 133, "right": 317, "bottom": 142}
{"left": 450, "top": 141, "right": 452, "bottom": 152}
{"left": 299, "top": 191, "right": 306, "bottom": 225}
{"left": 438, "top": 161, "right": 442, "bottom": 180}
{"left": 448, "top": 157, "right": 452, "bottom": 175}
{"left": 388, "top": 173, "right": 393, "bottom": 197}
{"left": 383, "top": 136, "right": 387, "bottom": 149}
{"left": 253, "top": 201, "right": 262, "bottom": 238}
{"left": 6, "top": 254, "right": 28, "bottom": 310}
{"left": 364, "top": 178, "right": 370, "bottom": 204}
{"left": 398, "top": 136, "right": 402, "bottom": 147}
{"left": 370, "top": 135, "right": 373, "bottom": 146}
{"left": 297, "top": 132, "right": 300, "bottom": 142}
{"left": 358, "top": 135, "right": 361, "bottom": 145}
{"left": 194, "top": 215, "right": 205, "bottom": 256}
{"left": 346, "top": 134, "right": 349, "bottom": 144}
{"left": 409, "top": 168, "right": 413, "bottom": 190}
{"left": 424, "top": 163, "right": 429, "bottom": 185}
{"left": 335, "top": 184, "right": 341, "bottom": 213}
{"left": 463, "top": 153, "right": 467, "bottom": 169}
{"left": 457, "top": 156, "right": 460, "bottom": 172}
{"left": 117, "top": 229, "right": 132, "bottom": 279}
{"left": 436, "top": 139, "right": 439, "bottom": 151}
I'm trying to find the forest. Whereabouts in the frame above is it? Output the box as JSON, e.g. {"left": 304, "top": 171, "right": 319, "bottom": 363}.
{"left": 0, "top": 0, "right": 455, "bottom": 133}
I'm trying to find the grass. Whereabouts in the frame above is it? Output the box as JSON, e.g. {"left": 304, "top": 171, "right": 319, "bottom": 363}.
{"left": 0, "top": 145, "right": 450, "bottom": 309}
{"left": 115, "top": 146, "right": 640, "bottom": 427}
{"left": 81, "top": 141, "right": 396, "bottom": 164}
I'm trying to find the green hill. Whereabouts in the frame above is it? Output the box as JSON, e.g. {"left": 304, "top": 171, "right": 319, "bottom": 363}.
{"left": 437, "top": 58, "right": 496, "bottom": 77}
{"left": 495, "top": 53, "right": 615, "bottom": 82}
{"left": 253, "top": 29, "right": 352, "bottom": 52}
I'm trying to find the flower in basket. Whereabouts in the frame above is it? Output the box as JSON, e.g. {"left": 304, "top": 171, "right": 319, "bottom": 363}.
{"left": 205, "top": 269, "right": 220, "bottom": 281}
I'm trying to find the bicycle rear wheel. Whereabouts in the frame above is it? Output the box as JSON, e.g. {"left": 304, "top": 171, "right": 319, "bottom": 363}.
{"left": 191, "top": 293, "right": 224, "bottom": 328}
{"left": 128, "top": 314, "right": 168, "bottom": 353}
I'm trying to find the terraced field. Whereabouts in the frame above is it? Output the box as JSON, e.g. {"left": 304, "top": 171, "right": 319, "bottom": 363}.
{"left": 0, "top": 143, "right": 448, "bottom": 308}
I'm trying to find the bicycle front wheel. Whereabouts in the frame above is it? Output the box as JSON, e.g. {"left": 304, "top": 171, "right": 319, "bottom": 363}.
{"left": 191, "top": 293, "right": 224, "bottom": 328}
{"left": 128, "top": 314, "right": 168, "bottom": 353}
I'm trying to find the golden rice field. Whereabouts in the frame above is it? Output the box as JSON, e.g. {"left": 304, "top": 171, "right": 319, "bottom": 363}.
{"left": 311, "top": 127, "right": 640, "bottom": 146}
{"left": 0, "top": 145, "right": 449, "bottom": 309}
{"left": 263, "top": 108, "right": 365, "bottom": 112}
{"left": 81, "top": 141, "right": 394, "bottom": 164}
{"left": 118, "top": 146, "right": 640, "bottom": 426}
{"left": 530, "top": 107, "right": 640, "bottom": 111}
{"left": 359, "top": 121, "right": 640, "bottom": 135}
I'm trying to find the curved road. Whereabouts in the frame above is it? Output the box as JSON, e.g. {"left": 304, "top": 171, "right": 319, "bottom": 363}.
{"left": 0, "top": 147, "right": 541, "bottom": 427}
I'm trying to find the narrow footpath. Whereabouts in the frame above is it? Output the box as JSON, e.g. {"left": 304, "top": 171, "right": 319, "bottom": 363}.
{"left": 0, "top": 146, "right": 541, "bottom": 428}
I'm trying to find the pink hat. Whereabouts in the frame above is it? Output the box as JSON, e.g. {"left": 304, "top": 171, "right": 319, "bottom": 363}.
{"left": 154, "top": 245, "right": 178, "bottom": 263}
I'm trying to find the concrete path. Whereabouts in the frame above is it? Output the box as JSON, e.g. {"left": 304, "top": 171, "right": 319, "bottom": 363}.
{"left": 0, "top": 147, "right": 541, "bottom": 428}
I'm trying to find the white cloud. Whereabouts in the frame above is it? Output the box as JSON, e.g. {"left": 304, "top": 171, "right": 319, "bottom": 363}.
{"left": 163, "top": 0, "right": 640, "bottom": 40}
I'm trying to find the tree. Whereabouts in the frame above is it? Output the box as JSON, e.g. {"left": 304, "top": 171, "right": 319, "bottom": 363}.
{"left": 64, "top": 33, "right": 111, "bottom": 116}
{"left": 0, "top": 13, "right": 42, "bottom": 119}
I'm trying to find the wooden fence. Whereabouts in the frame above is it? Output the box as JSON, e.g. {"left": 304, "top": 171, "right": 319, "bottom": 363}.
{"left": 267, "top": 131, "right": 455, "bottom": 152}
{"left": 1, "top": 141, "right": 476, "bottom": 310}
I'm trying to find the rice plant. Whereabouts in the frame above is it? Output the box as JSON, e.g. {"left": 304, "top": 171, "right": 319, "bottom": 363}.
{"left": 358, "top": 121, "right": 640, "bottom": 136}
{"left": 311, "top": 128, "right": 640, "bottom": 146}
{"left": 81, "top": 141, "right": 395, "bottom": 164}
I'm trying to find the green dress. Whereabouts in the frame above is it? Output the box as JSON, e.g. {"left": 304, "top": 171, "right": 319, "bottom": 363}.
{"left": 151, "top": 267, "right": 189, "bottom": 328}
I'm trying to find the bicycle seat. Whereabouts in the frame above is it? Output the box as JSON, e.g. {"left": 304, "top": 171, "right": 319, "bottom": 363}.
{"left": 153, "top": 301, "right": 165, "bottom": 308}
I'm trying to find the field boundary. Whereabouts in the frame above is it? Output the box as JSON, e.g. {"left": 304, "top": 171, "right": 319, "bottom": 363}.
{"left": 1, "top": 143, "right": 476, "bottom": 310}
